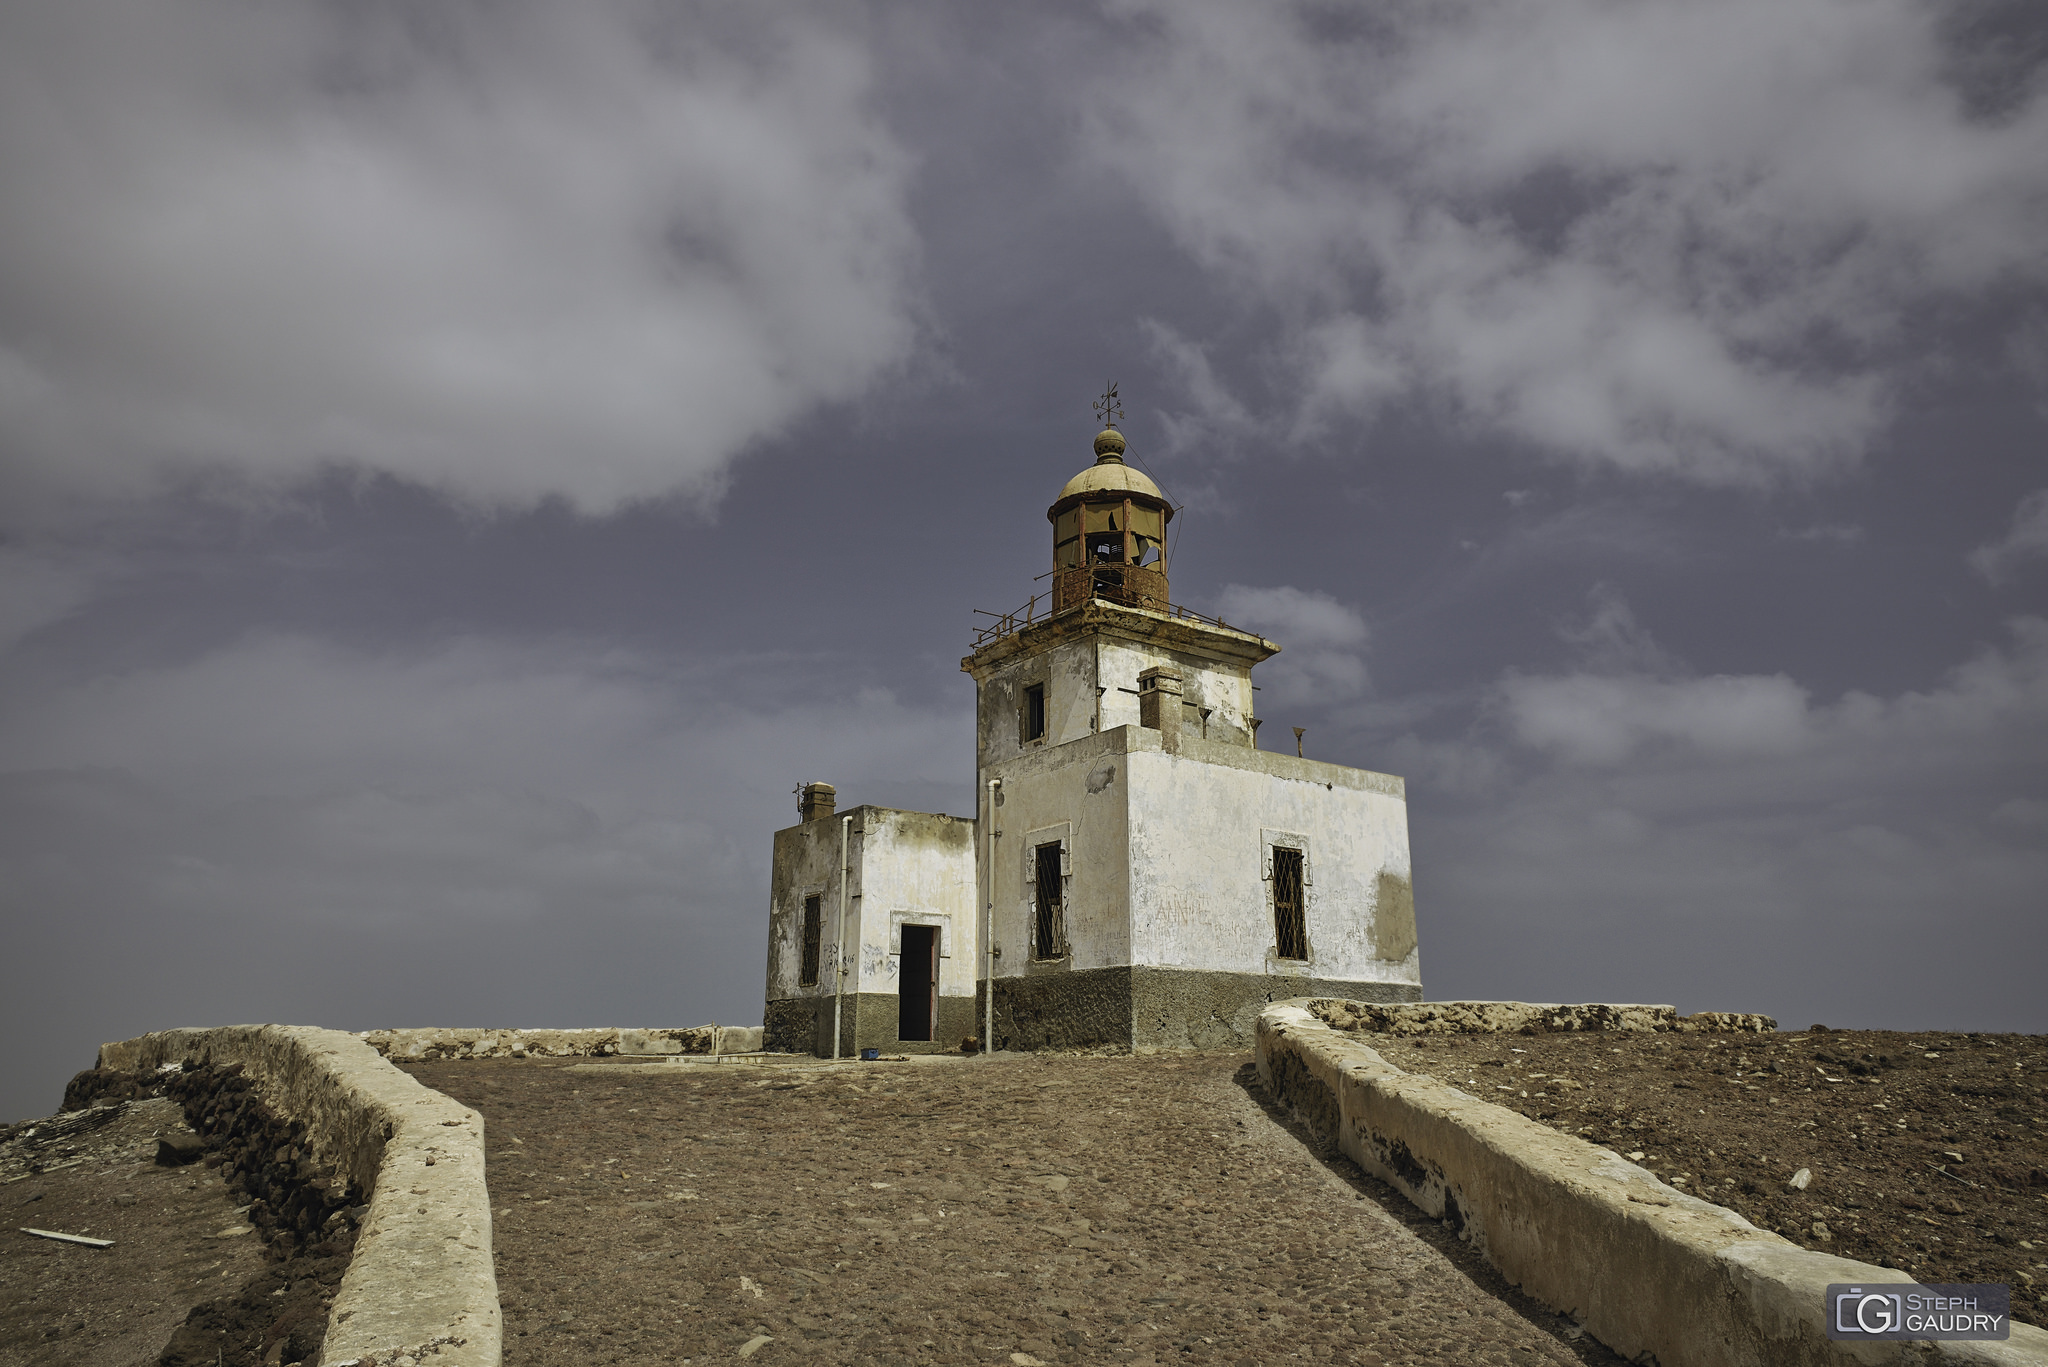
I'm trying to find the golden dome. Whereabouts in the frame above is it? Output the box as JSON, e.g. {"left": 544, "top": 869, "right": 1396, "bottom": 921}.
{"left": 1056, "top": 429, "right": 1164, "bottom": 503}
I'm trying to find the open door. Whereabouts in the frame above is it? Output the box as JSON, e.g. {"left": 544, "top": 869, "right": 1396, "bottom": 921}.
{"left": 898, "top": 925, "right": 937, "bottom": 1042}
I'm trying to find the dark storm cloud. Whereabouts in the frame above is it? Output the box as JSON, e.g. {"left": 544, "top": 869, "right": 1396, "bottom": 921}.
{"left": 1, "top": 2, "right": 2045, "bottom": 1119}
{"left": 0, "top": 1, "right": 919, "bottom": 519}
{"left": 1090, "top": 0, "right": 2048, "bottom": 483}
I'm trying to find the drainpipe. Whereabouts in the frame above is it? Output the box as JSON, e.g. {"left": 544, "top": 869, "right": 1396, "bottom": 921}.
{"left": 984, "top": 777, "right": 1001, "bottom": 1054}
{"left": 1093, "top": 642, "right": 1102, "bottom": 732}
{"left": 833, "top": 814, "right": 851, "bottom": 1061}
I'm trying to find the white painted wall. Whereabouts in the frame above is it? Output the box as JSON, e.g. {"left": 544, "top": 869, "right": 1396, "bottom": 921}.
{"left": 764, "top": 807, "right": 976, "bottom": 1004}
{"left": 846, "top": 809, "right": 978, "bottom": 999}
{"left": 984, "top": 729, "right": 1133, "bottom": 977}
{"left": 1125, "top": 741, "right": 1420, "bottom": 984}
{"left": 983, "top": 726, "right": 1420, "bottom": 988}
{"left": 972, "top": 620, "right": 1263, "bottom": 769}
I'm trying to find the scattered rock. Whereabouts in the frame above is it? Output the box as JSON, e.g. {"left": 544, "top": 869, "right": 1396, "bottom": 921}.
{"left": 1787, "top": 1168, "right": 1811, "bottom": 1191}
{"left": 156, "top": 1132, "right": 205, "bottom": 1166}
{"left": 1811, "top": 1220, "right": 1833, "bottom": 1242}
{"left": 737, "top": 1333, "right": 774, "bottom": 1357}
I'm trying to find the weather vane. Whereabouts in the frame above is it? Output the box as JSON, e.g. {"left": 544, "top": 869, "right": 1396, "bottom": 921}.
{"left": 1093, "top": 381, "right": 1122, "bottom": 430}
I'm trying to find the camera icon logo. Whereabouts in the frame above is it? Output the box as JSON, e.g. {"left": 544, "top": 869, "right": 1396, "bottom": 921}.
{"left": 1835, "top": 1287, "right": 1902, "bottom": 1336}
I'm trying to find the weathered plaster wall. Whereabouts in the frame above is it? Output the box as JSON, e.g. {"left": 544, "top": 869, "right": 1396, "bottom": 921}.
{"left": 845, "top": 808, "right": 978, "bottom": 1002}
{"left": 966, "top": 604, "right": 1277, "bottom": 768}
{"left": 765, "top": 805, "right": 976, "bottom": 1054}
{"left": 1096, "top": 638, "right": 1256, "bottom": 746}
{"left": 765, "top": 814, "right": 844, "bottom": 1004}
{"left": 985, "top": 727, "right": 1133, "bottom": 977}
{"left": 983, "top": 726, "right": 1421, "bottom": 995}
{"left": 1126, "top": 738, "right": 1420, "bottom": 985}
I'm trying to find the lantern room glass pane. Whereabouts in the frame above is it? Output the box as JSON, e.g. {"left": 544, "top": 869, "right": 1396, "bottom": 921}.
{"left": 1129, "top": 506, "right": 1164, "bottom": 540}
{"left": 1055, "top": 537, "right": 1083, "bottom": 568}
{"left": 1054, "top": 509, "right": 1079, "bottom": 543}
{"left": 1082, "top": 505, "right": 1121, "bottom": 534}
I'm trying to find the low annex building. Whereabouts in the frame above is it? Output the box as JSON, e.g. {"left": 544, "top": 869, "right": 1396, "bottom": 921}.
{"left": 763, "top": 419, "right": 1421, "bottom": 1056}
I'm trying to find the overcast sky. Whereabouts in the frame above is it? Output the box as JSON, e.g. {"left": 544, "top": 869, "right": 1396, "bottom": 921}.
{"left": 3, "top": 0, "right": 2045, "bottom": 1120}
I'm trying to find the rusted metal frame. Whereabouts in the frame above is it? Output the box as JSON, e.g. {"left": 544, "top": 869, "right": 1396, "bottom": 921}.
{"left": 972, "top": 590, "right": 1242, "bottom": 647}
{"left": 1273, "top": 847, "right": 1308, "bottom": 960}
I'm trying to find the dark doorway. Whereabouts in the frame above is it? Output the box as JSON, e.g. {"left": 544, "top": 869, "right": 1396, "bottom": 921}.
{"left": 898, "top": 925, "right": 938, "bottom": 1041}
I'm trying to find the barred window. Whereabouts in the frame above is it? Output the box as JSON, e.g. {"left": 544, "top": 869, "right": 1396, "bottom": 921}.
{"left": 799, "top": 893, "right": 823, "bottom": 986}
{"left": 1272, "top": 847, "right": 1307, "bottom": 961}
{"left": 1033, "top": 841, "right": 1065, "bottom": 960}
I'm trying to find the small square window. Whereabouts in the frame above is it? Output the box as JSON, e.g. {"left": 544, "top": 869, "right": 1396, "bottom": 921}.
{"left": 1024, "top": 683, "right": 1047, "bottom": 742}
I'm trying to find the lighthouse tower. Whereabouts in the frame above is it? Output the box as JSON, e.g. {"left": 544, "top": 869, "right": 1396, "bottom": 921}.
{"left": 762, "top": 412, "right": 1422, "bottom": 1057}
{"left": 958, "top": 423, "right": 1422, "bottom": 1051}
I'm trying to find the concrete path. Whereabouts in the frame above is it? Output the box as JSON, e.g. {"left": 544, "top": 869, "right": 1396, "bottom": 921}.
{"left": 406, "top": 1051, "right": 1616, "bottom": 1367}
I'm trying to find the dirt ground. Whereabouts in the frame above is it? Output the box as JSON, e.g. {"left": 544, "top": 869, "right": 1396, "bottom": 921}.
{"left": 0, "top": 1097, "right": 268, "bottom": 1366}
{"left": 1391, "top": 1027, "right": 2048, "bottom": 1328}
{"left": 404, "top": 1051, "right": 1620, "bottom": 1367}
{"left": 10, "top": 1024, "right": 2039, "bottom": 1364}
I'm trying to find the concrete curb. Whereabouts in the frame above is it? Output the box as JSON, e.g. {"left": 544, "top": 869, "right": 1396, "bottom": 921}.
{"left": 1256, "top": 1001, "right": 2048, "bottom": 1367}
{"left": 97, "top": 1025, "right": 498, "bottom": 1367}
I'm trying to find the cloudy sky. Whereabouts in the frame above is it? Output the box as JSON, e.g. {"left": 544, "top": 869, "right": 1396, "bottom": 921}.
{"left": 3, "top": 0, "right": 2044, "bottom": 1119}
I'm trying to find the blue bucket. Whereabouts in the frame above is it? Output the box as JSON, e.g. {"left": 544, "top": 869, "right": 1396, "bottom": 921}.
{"left": 860, "top": 1048, "right": 881, "bottom": 1061}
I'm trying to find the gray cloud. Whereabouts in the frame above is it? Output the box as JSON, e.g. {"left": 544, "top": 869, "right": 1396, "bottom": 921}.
{"left": 1215, "top": 583, "right": 1370, "bottom": 707}
{"left": 0, "top": 2, "right": 920, "bottom": 520}
{"left": 1969, "top": 487, "right": 2048, "bottom": 582}
{"left": 1090, "top": 0, "right": 2048, "bottom": 481}
{"left": 1397, "top": 613, "right": 2048, "bottom": 1023}
{"left": 0, "top": 2, "right": 2042, "bottom": 1119}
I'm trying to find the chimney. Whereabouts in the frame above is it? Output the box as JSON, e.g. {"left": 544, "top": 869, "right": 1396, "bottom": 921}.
{"left": 1137, "top": 666, "right": 1183, "bottom": 754}
{"left": 798, "top": 781, "right": 837, "bottom": 824}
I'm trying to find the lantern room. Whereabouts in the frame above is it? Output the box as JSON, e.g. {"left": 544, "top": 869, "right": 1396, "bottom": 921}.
{"left": 1047, "top": 427, "right": 1174, "bottom": 613}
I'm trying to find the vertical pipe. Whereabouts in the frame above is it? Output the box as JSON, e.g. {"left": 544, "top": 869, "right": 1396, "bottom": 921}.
{"left": 834, "top": 814, "right": 850, "bottom": 1061}
{"left": 984, "top": 777, "right": 1000, "bottom": 1054}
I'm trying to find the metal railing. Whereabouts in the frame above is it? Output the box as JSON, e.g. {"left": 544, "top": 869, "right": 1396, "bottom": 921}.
{"left": 970, "top": 591, "right": 1243, "bottom": 648}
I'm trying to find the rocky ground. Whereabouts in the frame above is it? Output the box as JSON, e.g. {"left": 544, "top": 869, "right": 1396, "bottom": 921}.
{"left": 9, "top": 1023, "right": 2039, "bottom": 1364}
{"left": 3, "top": 1065, "right": 369, "bottom": 1367}
{"left": 0, "top": 1096, "right": 268, "bottom": 1366}
{"left": 403, "top": 1051, "right": 1620, "bottom": 1367}
{"left": 1392, "top": 1027, "right": 2048, "bottom": 1328}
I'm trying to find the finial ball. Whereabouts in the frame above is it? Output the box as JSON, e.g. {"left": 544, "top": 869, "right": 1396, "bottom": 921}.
{"left": 1093, "top": 427, "right": 1127, "bottom": 462}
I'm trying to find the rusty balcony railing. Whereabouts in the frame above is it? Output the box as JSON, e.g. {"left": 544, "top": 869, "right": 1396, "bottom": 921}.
{"left": 970, "top": 591, "right": 1244, "bottom": 648}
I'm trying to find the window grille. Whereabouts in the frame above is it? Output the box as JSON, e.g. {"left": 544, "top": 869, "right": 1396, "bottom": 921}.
{"left": 1033, "top": 841, "right": 1065, "bottom": 959}
{"left": 1272, "top": 847, "right": 1307, "bottom": 960}
{"left": 799, "top": 893, "right": 823, "bottom": 986}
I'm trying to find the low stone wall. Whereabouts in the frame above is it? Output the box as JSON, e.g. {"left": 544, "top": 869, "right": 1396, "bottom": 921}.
{"left": 1256, "top": 1001, "right": 2048, "bottom": 1367}
{"left": 97, "top": 1026, "right": 499, "bottom": 1367}
{"left": 1312, "top": 999, "right": 1776, "bottom": 1036}
{"left": 358, "top": 1025, "right": 762, "bottom": 1061}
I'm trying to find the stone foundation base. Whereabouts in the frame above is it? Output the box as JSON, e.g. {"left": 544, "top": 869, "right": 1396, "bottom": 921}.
{"left": 763, "top": 993, "right": 979, "bottom": 1057}
{"left": 978, "top": 966, "right": 1423, "bottom": 1053}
